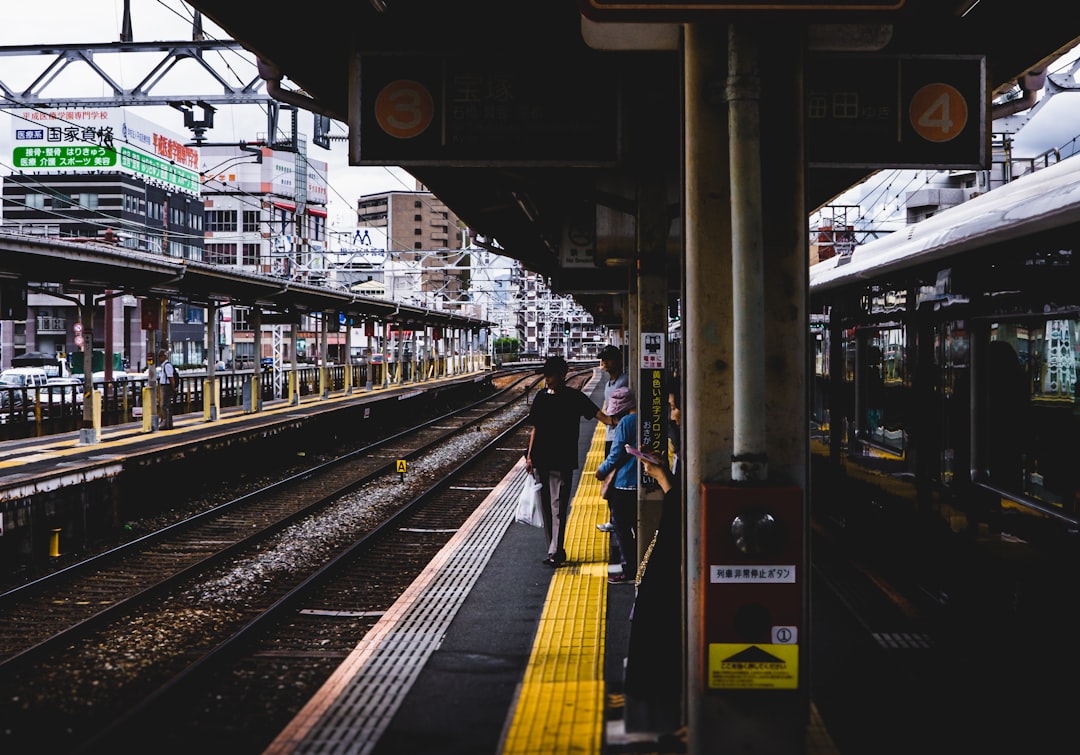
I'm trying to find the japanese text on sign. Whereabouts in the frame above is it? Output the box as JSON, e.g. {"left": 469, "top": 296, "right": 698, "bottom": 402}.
{"left": 710, "top": 565, "right": 796, "bottom": 583}
{"left": 640, "top": 332, "right": 665, "bottom": 369}
{"left": 639, "top": 369, "right": 666, "bottom": 486}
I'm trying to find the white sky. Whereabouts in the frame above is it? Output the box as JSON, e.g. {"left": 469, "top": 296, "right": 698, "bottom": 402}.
{"left": 0, "top": 0, "right": 415, "bottom": 234}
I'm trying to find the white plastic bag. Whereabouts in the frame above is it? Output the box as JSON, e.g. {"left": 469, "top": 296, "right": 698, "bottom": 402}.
{"left": 514, "top": 476, "right": 545, "bottom": 528}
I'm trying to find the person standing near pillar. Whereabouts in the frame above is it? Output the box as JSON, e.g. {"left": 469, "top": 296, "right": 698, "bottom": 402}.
{"left": 597, "top": 344, "right": 628, "bottom": 533}
{"left": 623, "top": 387, "right": 685, "bottom": 739}
{"left": 157, "top": 348, "right": 177, "bottom": 430}
{"left": 525, "top": 356, "right": 614, "bottom": 567}
{"left": 594, "top": 386, "right": 638, "bottom": 584}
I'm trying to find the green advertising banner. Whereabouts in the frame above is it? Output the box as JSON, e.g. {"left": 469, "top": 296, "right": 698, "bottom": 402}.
{"left": 119, "top": 147, "right": 200, "bottom": 193}
{"left": 10, "top": 107, "right": 200, "bottom": 196}
{"left": 13, "top": 145, "right": 117, "bottom": 169}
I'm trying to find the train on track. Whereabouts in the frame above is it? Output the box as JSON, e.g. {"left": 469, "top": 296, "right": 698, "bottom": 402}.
{"left": 809, "top": 154, "right": 1080, "bottom": 561}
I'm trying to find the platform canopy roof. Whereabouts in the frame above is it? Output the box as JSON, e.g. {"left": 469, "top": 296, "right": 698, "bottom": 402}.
{"left": 185, "top": 0, "right": 1079, "bottom": 324}
{"left": 0, "top": 235, "right": 490, "bottom": 330}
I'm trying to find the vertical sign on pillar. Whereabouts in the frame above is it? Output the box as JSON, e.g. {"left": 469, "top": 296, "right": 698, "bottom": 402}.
{"left": 639, "top": 331, "right": 667, "bottom": 485}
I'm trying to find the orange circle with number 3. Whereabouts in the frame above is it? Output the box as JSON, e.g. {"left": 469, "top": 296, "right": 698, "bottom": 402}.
{"left": 909, "top": 83, "right": 968, "bottom": 143}
{"left": 374, "top": 80, "right": 434, "bottom": 140}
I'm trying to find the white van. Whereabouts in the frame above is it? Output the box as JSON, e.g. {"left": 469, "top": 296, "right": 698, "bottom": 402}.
{"left": 0, "top": 367, "right": 50, "bottom": 389}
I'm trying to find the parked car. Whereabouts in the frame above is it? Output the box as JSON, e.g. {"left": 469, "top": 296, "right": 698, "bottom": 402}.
{"left": 38, "top": 377, "right": 85, "bottom": 406}
{"left": 90, "top": 370, "right": 129, "bottom": 384}
{"left": 0, "top": 367, "right": 50, "bottom": 389}
{"left": 0, "top": 369, "right": 40, "bottom": 417}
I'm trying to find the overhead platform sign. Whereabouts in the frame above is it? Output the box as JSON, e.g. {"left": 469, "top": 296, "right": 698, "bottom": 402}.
{"left": 351, "top": 54, "right": 619, "bottom": 167}
{"left": 806, "top": 55, "right": 988, "bottom": 170}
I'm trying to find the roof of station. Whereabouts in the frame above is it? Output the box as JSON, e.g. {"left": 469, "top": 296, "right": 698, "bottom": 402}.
{"left": 0, "top": 234, "right": 491, "bottom": 330}
{"left": 185, "top": 0, "right": 1080, "bottom": 326}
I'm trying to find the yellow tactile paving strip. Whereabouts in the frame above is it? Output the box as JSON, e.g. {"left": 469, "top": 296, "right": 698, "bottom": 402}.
{"left": 499, "top": 422, "right": 610, "bottom": 755}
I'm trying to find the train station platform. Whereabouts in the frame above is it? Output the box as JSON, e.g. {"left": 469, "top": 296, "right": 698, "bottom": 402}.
{"left": 0, "top": 368, "right": 839, "bottom": 753}
{"left": 0, "top": 370, "right": 492, "bottom": 494}
{"left": 0, "top": 369, "right": 495, "bottom": 573}
{"left": 263, "top": 374, "right": 840, "bottom": 755}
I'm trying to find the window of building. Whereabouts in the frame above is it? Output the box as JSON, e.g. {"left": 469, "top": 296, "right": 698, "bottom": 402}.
{"left": 25, "top": 193, "right": 44, "bottom": 209}
{"left": 205, "top": 243, "right": 238, "bottom": 265}
{"left": 275, "top": 207, "right": 291, "bottom": 234}
{"left": 78, "top": 193, "right": 98, "bottom": 210}
{"left": 51, "top": 192, "right": 74, "bottom": 208}
{"left": 233, "top": 306, "right": 251, "bottom": 331}
{"left": 414, "top": 200, "right": 422, "bottom": 208}
{"left": 242, "top": 243, "right": 260, "bottom": 266}
{"left": 414, "top": 242, "right": 423, "bottom": 249}
{"left": 206, "top": 210, "right": 238, "bottom": 233}
{"left": 414, "top": 227, "right": 422, "bottom": 235}
{"left": 414, "top": 214, "right": 422, "bottom": 221}
{"left": 243, "top": 210, "right": 261, "bottom": 233}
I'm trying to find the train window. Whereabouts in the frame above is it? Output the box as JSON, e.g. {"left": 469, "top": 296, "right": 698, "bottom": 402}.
{"left": 983, "top": 317, "right": 1080, "bottom": 513}
{"left": 936, "top": 320, "right": 969, "bottom": 487}
{"left": 859, "top": 326, "right": 906, "bottom": 455}
{"left": 842, "top": 328, "right": 856, "bottom": 383}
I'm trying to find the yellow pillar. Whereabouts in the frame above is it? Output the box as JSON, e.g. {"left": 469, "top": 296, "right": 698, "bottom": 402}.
{"left": 142, "top": 385, "right": 153, "bottom": 432}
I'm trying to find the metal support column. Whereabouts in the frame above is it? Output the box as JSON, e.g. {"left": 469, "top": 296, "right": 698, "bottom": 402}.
{"left": 634, "top": 170, "right": 671, "bottom": 609}
{"left": 206, "top": 300, "right": 220, "bottom": 421}
{"left": 685, "top": 22, "right": 735, "bottom": 752}
{"left": 320, "top": 313, "right": 330, "bottom": 399}
{"left": 685, "top": 21, "right": 810, "bottom": 752}
{"left": 250, "top": 308, "right": 262, "bottom": 413}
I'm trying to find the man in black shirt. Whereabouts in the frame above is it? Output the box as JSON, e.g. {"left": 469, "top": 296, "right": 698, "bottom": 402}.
{"left": 525, "top": 356, "right": 613, "bottom": 566}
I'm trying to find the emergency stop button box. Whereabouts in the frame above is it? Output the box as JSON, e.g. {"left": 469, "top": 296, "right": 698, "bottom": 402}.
{"left": 701, "top": 484, "right": 804, "bottom": 678}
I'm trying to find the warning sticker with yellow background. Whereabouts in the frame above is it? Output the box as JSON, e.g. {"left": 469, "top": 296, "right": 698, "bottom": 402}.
{"left": 708, "top": 643, "right": 799, "bottom": 690}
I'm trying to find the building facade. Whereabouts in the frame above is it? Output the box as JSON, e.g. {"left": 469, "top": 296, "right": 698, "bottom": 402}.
{"left": 2, "top": 107, "right": 206, "bottom": 371}
{"left": 199, "top": 143, "right": 334, "bottom": 367}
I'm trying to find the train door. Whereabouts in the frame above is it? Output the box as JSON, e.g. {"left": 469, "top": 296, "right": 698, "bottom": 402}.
{"left": 917, "top": 306, "right": 970, "bottom": 496}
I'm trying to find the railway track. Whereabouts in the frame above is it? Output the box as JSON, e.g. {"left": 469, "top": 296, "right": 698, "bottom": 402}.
{"left": 0, "top": 369, "right": 592, "bottom": 753}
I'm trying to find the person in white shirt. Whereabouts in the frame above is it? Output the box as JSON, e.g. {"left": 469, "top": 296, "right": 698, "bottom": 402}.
{"left": 598, "top": 345, "right": 628, "bottom": 533}
{"left": 157, "top": 349, "right": 177, "bottom": 430}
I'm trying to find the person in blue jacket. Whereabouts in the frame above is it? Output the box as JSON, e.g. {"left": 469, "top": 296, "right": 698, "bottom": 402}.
{"left": 594, "top": 386, "right": 637, "bottom": 584}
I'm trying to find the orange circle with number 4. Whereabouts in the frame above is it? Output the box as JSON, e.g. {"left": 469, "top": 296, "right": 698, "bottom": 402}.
{"left": 909, "top": 83, "right": 968, "bottom": 143}
{"left": 374, "top": 80, "right": 434, "bottom": 140}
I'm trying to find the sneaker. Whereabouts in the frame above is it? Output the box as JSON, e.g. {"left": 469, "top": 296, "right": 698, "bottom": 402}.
{"left": 608, "top": 572, "right": 629, "bottom": 584}
{"left": 596, "top": 522, "right": 615, "bottom": 532}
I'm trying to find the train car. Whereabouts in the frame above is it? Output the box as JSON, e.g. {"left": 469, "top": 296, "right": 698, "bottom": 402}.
{"left": 809, "top": 155, "right": 1080, "bottom": 558}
